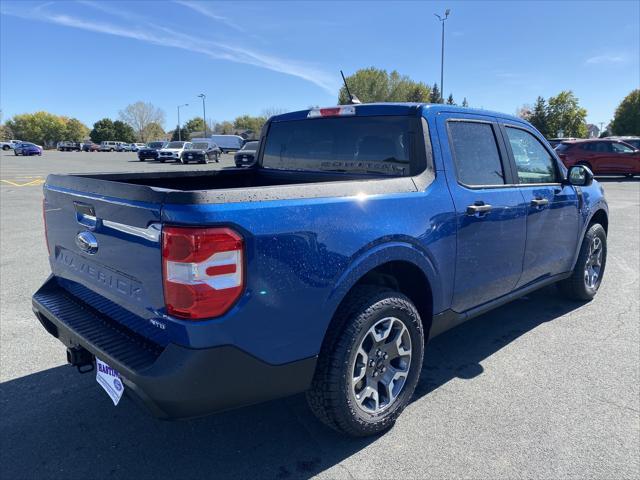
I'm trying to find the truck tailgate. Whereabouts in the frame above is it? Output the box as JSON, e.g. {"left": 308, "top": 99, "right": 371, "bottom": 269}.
{"left": 44, "top": 181, "right": 167, "bottom": 345}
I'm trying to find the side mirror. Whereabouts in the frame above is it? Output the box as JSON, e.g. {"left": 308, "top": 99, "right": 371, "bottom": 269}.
{"left": 567, "top": 164, "right": 594, "bottom": 187}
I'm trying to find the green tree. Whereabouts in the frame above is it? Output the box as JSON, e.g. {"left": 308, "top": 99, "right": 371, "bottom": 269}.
{"left": 610, "top": 89, "right": 640, "bottom": 135}
{"left": 215, "top": 121, "right": 234, "bottom": 134}
{"left": 461, "top": 98, "right": 469, "bottom": 107}
{"left": 546, "top": 91, "right": 588, "bottom": 138}
{"left": 446, "top": 94, "right": 455, "bottom": 105}
{"left": 0, "top": 122, "right": 14, "bottom": 140}
{"left": 233, "top": 115, "right": 266, "bottom": 133}
{"left": 337, "top": 67, "right": 431, "bottom": 104}
{"left": 428, "top": 83, "right": 441, "bottom": 104}
{"left": 6, "top": 111, "right": 66, "bottom": 147}
{"left": 184, "top": 117, "right": 205, "bottom": 133}
{"left": 113, "top": 120, "right": 136, "bottom": 142}
{"left": 141, "top": 122, "right": 165, "bottom": 141}
{"left": 63, "top": 117, "right": 89, "bottom": 141}
{"left": 170, "top": 127, "right": 190, "bottom": 141}
{"left": 528, "top": 96, "right": 550, "bottom": 137}
{"left": 90, "top": 118, "right": 116, "bottom": 143}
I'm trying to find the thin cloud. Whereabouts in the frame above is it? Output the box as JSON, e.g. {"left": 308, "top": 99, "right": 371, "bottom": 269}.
{"left": 585, "top": 54, "right": 628, "bottom": 65}
{"left": 174, "top": 0, "right": 245, "bottom": 33}
{"left": 0, "top": 5, "right": 338, "bottom": 94}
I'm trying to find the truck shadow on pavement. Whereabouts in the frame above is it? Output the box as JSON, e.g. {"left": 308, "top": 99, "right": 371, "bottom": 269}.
{"left": 0, "top": 286, "right": 584, "bottom": 480}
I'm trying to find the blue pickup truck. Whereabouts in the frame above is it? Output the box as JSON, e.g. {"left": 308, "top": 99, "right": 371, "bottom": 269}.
{"left": 33, "top": 104, "right": 608, "bottom": 436}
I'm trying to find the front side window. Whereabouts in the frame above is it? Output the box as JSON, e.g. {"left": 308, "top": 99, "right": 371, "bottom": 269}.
{"left": 505, "top": 127, "right": 558, "bottom": 184}
{"left": 448, "top": 121, "right": 505, "bottom": 185}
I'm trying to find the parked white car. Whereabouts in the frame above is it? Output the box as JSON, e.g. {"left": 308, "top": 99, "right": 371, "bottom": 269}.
{"left": 99, "top": 141, "right": 127, "bottom": 152}
{"left": 131, "top": 143, "right": 147, "bottom": 152}
{"left": 157, "top": 141, "right": 192, "bottom": 162}
{"left": 1, "top": 139, "right": 23, "bottom": 151}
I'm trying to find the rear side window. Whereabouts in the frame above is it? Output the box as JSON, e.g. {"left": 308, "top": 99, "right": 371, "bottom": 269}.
{"left": 262, "top": 116, "right": 424, "bottom": 176}
{"left": 448, "top": 121, "right": 505, "bottom": 185}
{"left": 555, "top": 143, "right": 572, "bottom": 153}
{"left": 505, "top": 127, "right": 559, "bottom": 184}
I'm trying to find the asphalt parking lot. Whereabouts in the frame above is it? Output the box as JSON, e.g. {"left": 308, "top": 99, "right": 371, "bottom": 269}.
{"left": 1, "top": 150, "right": 638, "bottom": 479}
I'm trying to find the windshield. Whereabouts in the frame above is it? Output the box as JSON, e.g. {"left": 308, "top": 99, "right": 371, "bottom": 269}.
{"left": 190, "top": 142, "right": 209, "bottom": 150}
{"left": 262, "top": 116, "right": 417, "bottom": 176}
{"left": 555, "top": 143, "right": 571, "bottom": 153}
{"left": 166, "top": 141, "right": 185, "bottom": 148}
{"left": 148, "top": 142, "right": 164, "bottom": 148}
{"left": 242, "top": 141, "right": 259, "bottom": 150}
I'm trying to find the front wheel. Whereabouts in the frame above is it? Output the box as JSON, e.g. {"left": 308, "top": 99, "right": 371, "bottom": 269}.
{"left": 2, "top": 145, "right": 9, "bottom": 151}
{"left": 559, "top": 223, "right": 607, "bottom": 301}
{"left": 307, "top": 286, "right": 424, "bottom": 437}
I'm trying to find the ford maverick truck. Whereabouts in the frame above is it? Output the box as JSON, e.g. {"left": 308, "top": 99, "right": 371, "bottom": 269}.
{"left": 33, "top": 104, "right": 608, "bottom": 436}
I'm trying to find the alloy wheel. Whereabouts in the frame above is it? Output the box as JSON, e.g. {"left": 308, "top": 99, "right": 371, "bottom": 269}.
{"left": 350, "top": 317, "right": 412, "bottom": 414}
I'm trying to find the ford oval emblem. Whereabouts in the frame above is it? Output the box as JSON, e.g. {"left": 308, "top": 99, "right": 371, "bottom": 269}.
{"left": 76, "top": 231, "right": 98, "bottom": 254}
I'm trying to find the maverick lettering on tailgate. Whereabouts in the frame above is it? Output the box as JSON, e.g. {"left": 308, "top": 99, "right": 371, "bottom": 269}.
{"left": 57, "top": 248, "right": 142, "bottom": 300}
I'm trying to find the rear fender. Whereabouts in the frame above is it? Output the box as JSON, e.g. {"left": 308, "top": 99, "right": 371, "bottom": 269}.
{"left": 322, "top": 240, "right": 440, "bottom": 331}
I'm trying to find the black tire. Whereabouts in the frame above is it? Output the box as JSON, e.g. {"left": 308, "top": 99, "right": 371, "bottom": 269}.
{"left": 2, "top": 145, "right": 9, "bottom": 151}
{"left": 558, "top": 223, "right": 607, "bottom": 301}
{"left": 306, "top": 286, "right": 424, "bottom": 437}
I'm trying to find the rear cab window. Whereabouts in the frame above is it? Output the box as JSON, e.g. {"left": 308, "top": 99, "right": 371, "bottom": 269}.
{"left": 261, "top": 115, "right": 429, "bottom": 177}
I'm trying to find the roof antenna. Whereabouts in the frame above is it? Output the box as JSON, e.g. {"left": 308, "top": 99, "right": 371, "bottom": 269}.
{"left": 340, "top": 70, "right": 361, "bottom": 104}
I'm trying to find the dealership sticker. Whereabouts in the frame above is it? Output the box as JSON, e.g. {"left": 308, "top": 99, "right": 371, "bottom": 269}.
{"left": 96, "top": 358, "right": 124, "bottom": 406}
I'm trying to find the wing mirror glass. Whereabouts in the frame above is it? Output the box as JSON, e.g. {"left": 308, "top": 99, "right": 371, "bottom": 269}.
{"left": 567, "top": 164, "right": 593, "bottom": 187}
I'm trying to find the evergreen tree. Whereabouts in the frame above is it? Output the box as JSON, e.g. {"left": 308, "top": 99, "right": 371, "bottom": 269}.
{"left": 446, "top": 94, "right": 455, "bottom": 105}
{"left": 528, "top": 96, "right": 550, "bottom": 137}
{"left": 461, "top": 98, "right": 469, "bottom": 107}
{"left": 429, "top": 83, "right": 441, "bottom": 103}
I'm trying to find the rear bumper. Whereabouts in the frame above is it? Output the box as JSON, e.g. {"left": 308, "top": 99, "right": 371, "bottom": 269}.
{"left": 32, "top": 277, "right": 316, "bottom": 419}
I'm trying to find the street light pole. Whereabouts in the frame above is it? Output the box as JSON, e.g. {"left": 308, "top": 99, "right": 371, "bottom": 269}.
{"left": 434, "top": 9, "right": 451, "bottom": 104}
{"left": 177, "top": 103, "right": 188, "bottom": 141}
{"left": 198, "top": 94, "right": 207, "bottom": 137}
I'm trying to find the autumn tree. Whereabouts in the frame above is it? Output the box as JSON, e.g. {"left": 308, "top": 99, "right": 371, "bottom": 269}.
{"left": 119, "top": 101, "right": 165, "bottom": 142}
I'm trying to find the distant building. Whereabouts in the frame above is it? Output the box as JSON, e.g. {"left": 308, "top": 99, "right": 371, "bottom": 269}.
{"left": 587, "top": 124, "right": 600, "bottom": 138}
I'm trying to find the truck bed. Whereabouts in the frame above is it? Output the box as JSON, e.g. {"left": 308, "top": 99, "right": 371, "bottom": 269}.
{"left": 46, "top": 167, "right": 424, "bottom": 205}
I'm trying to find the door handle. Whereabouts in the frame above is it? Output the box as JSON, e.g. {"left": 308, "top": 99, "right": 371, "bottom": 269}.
{"left": 466, "top": 202, "right": 492, "bottom": 217}
{"left": 531, "top": 197, "right": 549, "bottom": 209}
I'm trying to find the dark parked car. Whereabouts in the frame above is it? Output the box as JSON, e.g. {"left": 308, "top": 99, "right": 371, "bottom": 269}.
{"left": 234, "top": 141, "right": 259, "bottom": 167}
{"left": 82, "top": 142, "right": 100, "bottom": 152}
{"left": 34, "top": 104, "right": 608, "bottom": 437}
{"left": 137, "top": 141, "right": 167, "bottom": 161}
{"left": 181, "top": 140, "right": 221, "bottom": 164}
{"left": 556, "top": 139, "right": 640, "bottom": 176}
{"left": 57, "top": 141, "right": 82, "bottom": 152}
{"left": 14, "top": 142, "right": 42, "bottom": 156}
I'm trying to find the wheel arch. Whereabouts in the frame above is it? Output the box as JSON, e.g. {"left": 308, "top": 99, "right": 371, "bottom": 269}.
{"left": 589, "top": 208, "right": 608, "bottom": 233}
{"left": 321, "top": 243, "right": 439, "bottom": 351}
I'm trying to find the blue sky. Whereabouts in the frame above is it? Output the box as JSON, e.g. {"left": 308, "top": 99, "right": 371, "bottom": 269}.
{"left": 1, "top": 1, "right": 638, "bottom": 131}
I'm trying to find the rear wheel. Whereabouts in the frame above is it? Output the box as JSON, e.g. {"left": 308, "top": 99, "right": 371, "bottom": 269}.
{"left": 307, "top": 286, "right": 424, "bottom": 437}
{"left": 559, "top": 223, "right": 607, "bottom": 301}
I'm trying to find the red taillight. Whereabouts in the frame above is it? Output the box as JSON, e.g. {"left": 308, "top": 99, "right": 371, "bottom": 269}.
{"left": 162, "top": 227, "right": 244, "bottom": 320}
{"left": 43, "top": 198, "right": 50, "bottom": 254}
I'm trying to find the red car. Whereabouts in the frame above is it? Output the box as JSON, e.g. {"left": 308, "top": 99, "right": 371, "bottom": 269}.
{"left": 556, "top": 139, "right": 640, "bottom": 177}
